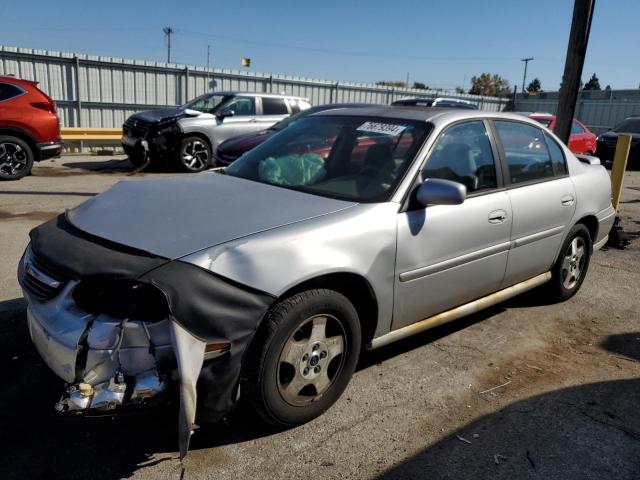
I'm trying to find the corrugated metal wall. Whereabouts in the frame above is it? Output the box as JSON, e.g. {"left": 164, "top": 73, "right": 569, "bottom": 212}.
{"left": 1, "top": 46, "right": 508, "bottom": 128}
{"left": 515, "top": 97, "right": 640, "bottom": 134}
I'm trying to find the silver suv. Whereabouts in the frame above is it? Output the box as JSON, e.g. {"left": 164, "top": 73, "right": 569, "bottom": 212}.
{"left": 122, "top": 92, "right": 310, "bottom": 172}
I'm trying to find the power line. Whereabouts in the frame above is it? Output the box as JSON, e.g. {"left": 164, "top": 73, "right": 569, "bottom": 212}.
{"left": 174, "top": 27, "right": 526, "bottom": 62}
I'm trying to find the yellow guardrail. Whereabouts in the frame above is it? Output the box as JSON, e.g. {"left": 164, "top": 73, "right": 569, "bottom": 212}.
{"left": 61, "top": 128, "right": 122, "bottom": 142}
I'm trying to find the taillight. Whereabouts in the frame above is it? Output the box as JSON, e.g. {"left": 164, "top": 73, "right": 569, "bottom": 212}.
{"left": 31, "top": 100, "right": 56, "bottom": 114}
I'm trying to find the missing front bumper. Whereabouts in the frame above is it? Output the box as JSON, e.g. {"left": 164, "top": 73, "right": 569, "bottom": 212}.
{"left": 26, "top": 282, "right": 177, "bottom": 415}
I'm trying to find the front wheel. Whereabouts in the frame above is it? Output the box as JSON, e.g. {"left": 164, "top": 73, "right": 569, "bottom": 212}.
{"left": 244, "top": 289, "right": 361, "bottom": 427}
{"left": 177, "top": 136, "right": 211, "bottom": 173}
{"left": 547, "top": 224, "right": 592, "bottom": 301}
{"left": 0, "top": 136, "right": 34, "bottom": 181}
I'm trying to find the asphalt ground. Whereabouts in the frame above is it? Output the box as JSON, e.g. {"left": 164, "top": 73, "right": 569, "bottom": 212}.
{"left": 0, "top": 156, "right": 639, "bottom": 480}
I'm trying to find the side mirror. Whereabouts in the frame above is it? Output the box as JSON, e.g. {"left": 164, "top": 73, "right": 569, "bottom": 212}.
{"left": 416, "top": 178, "right": 466, "bottom": 206}
{"left": 218, "top": 107, "right": 235, "bottom": 119}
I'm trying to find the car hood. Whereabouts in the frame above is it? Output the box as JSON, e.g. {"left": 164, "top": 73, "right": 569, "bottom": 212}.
{"left": 130, "top": 107, "right": 186, "bottom": 123}
{"left": 66, "top": 173, "right": 356, "bottom": 259}
{"left": 217, "top": 129, "right": 277, "bottom": 156}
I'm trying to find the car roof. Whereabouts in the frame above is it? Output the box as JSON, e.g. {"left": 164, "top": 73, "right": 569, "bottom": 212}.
{"left": 311, "top": 105, "right": 540, "bottom": 126}
{"left": 207, "top": 91, "right": 309, "bottom": 100}
{"left": 529, "top": 113, "right": 555, "bottom": 118}
{"left": 309, "top": 102, "right": 381, "bottom": 111}
{"left": 0, "top": 75, "right": 32, "bottom": 86}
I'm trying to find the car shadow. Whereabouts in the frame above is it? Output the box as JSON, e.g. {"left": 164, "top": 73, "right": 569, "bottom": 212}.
{"left": 358, "top": 286, "right": 558, "bottom": 370}
{"left": 62, "top": 157, "right": 188, "bottom": 175}
{"left": 377, "top": 377, "right": 640, "bottom": 480}
{"left": 600, "top": 332, "right": 640, "bottom": 362}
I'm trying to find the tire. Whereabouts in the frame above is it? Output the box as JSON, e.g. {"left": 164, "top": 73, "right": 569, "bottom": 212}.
{"left": 547, "top": 224, "right": 592, "bottom": 302}
{"left": 0, "top": 136, "right": 34, "bottom": 181}
{"left": 177, "top": 136, "right": 211, "bottom": 173}
{"left": 243, "top": 289, "right": 361, "bottom": 427}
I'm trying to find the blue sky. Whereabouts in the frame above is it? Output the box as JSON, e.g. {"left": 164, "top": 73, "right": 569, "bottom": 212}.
{"left": 0, "top": 0, "right": 638, "bottom": 91}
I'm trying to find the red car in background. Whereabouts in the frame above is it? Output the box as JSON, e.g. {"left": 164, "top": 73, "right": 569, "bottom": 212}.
{"left": 0, "top": 75, "right": 62, "bottom": 180}
{"left": 528, "top": 113, "right": 597, "bottom": 155}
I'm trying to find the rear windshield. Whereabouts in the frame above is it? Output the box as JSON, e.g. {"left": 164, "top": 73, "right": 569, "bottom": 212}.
{"left": 226, "top": 115, "right": 430, "bottom": 202}
{"left": 531, "top": 117, "right": 553, "bottom": 128}
{"left": 612, "top": 118, "right": 640, "bottom": 134}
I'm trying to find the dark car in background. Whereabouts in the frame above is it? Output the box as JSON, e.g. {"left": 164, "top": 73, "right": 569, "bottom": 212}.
{"left": 213, "top": 103, "right": 376, "bottom": 166}
{"left": 391, "top": 97, "right": 478, "bottom": 110}
{"left": 0, "top": 75, "right": 62, "bottom": 180}
{"left": 595, "top": 117, "right": 640, "bottom": 168}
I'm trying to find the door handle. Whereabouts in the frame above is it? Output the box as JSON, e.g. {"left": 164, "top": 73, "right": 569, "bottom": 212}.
{"left": 561, "top": 195, "right": 575, "bottom": 206}
{"left": 488, "top": 210, "right": 507, "bottom": 224}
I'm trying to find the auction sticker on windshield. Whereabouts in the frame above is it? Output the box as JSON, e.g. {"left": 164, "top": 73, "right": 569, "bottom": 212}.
{"left": 356, "top": 121, "right": 406, "bottom": 136}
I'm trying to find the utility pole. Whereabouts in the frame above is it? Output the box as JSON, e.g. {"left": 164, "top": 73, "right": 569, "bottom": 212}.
{"left": 163, "top": 26, "right": 174, "bottom": 63}
{"left": 521, "top": 57, "right": 534, "bottom": 94}
{"left": 554, "top": 0, "right": 596, "bottom": 144}
{"left": 406, "top": 72, "right": 410, "bottom": 89}
{"left": 206, "top": 44, "right": 211, "bottom": 85}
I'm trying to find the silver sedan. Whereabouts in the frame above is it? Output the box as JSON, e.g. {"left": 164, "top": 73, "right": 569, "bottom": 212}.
{"left": 19, "top": 107, "right": 615, "bottom": 456}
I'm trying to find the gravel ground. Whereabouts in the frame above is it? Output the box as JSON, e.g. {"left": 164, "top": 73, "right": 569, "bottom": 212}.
{"left": 0, "top": 156, "right": 639, "bottom": 480}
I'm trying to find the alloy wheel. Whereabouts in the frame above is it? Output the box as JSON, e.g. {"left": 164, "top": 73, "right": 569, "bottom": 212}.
{"left": 0, "top": 142, "right": 29, "bottom": 176}
{"left": 561, "top": 237, "right": 586, "bottom": 290}
{"left": 181, "top": 139, "right": 209, "bottom": 171}
{"left": 277, "top": 314, "right": 346, "bottom": 406}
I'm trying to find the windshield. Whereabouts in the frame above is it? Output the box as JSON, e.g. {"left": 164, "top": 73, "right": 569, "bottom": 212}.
{"left": 226, "top": 115, "right": 430, "bottom": 202}
{"left": 612, "top": 118, "right": 640, "bottom": 134}
{"left": 182, "top": 93, "right": 229, "bottom": 113}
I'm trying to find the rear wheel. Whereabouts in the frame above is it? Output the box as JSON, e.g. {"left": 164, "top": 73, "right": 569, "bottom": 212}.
{"left": 244, "top": 289, "right": 361, "bottom": 427}
{"left": 0, "top": 136, "right": 34, "bottom": 181}
{"left": 547, "top": 224, "right": 592, "bottom": 301}
{"left": 177, "top": 136, "right": 211, "bottom": 173}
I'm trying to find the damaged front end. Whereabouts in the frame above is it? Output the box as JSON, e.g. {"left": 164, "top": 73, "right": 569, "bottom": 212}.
{"left": 18, "top": 213, "right": 274, "bottom": 456}
{"left": 22, "top": 250, "right": 178, "bottom": 415}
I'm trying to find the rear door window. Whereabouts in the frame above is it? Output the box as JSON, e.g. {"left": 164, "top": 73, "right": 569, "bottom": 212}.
{"left": 494, "top": 121, "right": 554, "bottom": 185}
{"left": 545, "top": 133, "right": 568, "bottom": 176}
{"left": 262, "top": 97, "right": 289, "bottom": 115}
{"left": 0, "top": 82, "right": 24, "bottom": 101}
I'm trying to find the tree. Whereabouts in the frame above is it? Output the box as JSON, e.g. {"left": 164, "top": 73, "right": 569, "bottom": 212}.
{"left": 468, "top": 73, "right": 512, "bottom": 97}
{"left": 412, "top": 81, "right": 428, "bottom": 90}
{"left": 455, "top": 86, "right": 465, "bottom": 94}
{"left": 376, "top": 80, "right": 407, "bottom": 88}
{"left": 527, "top": 78, "right": 542, "bottom": 94}
{"left": 583, "top": 73, "right": 601, "bottom": 90}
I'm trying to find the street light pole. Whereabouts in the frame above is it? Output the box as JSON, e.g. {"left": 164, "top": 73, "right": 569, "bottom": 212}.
{"left": 163, "top": 26, "right": 174, "bottom": 63}
{"left": 521, "top": 57, "right": 534, "bottom": 94}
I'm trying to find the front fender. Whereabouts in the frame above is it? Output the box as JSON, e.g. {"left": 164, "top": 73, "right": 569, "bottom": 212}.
{"left": 181, "top": 202, "right": 400, "bottom": 338}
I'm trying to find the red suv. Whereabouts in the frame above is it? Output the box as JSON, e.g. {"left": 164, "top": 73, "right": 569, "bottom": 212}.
{"left": 0, "top": 76, "right": 62, "bottom": 180}
{"left": 529, "top": 113, "right": 597, "bottom": 155}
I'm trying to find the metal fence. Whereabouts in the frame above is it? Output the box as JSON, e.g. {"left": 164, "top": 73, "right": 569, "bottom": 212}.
{"left": 515, "top": 97, "right": 640, "bottom": 134}
{"left": 0, "top": 46, "right": 509, "bottom": 129}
